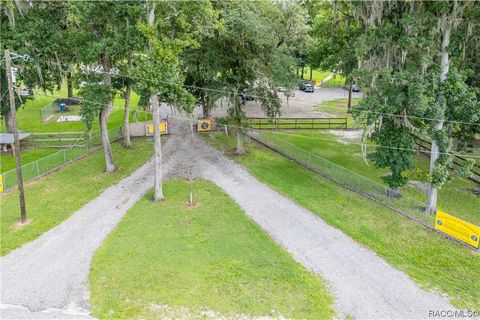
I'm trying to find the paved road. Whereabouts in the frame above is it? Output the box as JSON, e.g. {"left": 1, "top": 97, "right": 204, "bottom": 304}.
{"left": 1, "top": 119, "right": 457, "bottom": 319}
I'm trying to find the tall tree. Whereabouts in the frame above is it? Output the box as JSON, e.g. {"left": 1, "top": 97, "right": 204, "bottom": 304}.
{"left": 425, "top": 1, "right": 475, "bottom": 213}
{"left": 135, "top": 0, "right": 211, "bottom": 201}
{"left": 352, "top": 1, "right": 479, "bottom": 205}
{"left": 212, "top": 0, "right": 297, "bottom": 154}
{"left": 69, "top": 1, "right": 142, "bottom": 172}
{"left": 309, "top": 1, "right": 360, "bottom": 109}
{"left": 1, "top": 1, "right": 69, "bottom": 223}
{"left": 1, "top": 1, "right": 67, "bottom": 132}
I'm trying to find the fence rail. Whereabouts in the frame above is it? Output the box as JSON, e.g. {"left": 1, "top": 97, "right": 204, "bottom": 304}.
{"left": 23, "top": 131, "right": 86, "bottom": 148}
{"left": 415, "top": 137, "right": 480, "bottom": 184}
{"left": 246, "top": 117, "right": 348, "bottom": 130}
{"left": 1, "top": 127, "right": 121, "bottom": 191}
{"left": 248, "top": 130, "right": 478, "bottom": 251}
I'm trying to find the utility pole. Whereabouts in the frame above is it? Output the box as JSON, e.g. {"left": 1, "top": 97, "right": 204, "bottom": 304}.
{"left": 5, "top": 50, "right": 27, "bottom": 223}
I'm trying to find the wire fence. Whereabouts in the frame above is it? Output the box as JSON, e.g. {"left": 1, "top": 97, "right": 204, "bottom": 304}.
{"left": 1, "top": 126, "right": 122, "bottom": 191}
{"left": 40, "top": 101, "right": 60, "bottom": 123}
{"left": 248, "top": 130, "right": 436, "bottom": 227}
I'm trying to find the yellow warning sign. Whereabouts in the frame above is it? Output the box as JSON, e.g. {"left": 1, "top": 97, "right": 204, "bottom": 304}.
{"left": 147, "top": 123, "right": 167, "bottom": 135}
{"left": 315, "top": 79, "right": 321, "bottom": 86}
{"left": 197, "top": 119, "right": 212, "bottom": 132}
{"left": 0, "top": 175, "right": 3, "bottom": 193}
{"left": 434, "top": 210, "right": 480, "bottom": 248}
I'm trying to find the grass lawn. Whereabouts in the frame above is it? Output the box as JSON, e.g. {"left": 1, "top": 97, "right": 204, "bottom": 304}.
{"left": 315, "top": 98, "right": 362, "bottom": 128}
{"left": 1, "top": 148, "right": 55, "bottom": 173}
{"left": 1, "top": 85, "right": 151, "bottom": 173}
{"left": 89, "top": 179, "right": 334, "bottom": 319}
{"left": 206, "top": 133, "right": 480, "bottom": 311}
{"left": 300, "top": 68, "right": 346, "bottom": 87}
{"left": 10, "top": 88, "right": 145, "bottom": 133}
{"left": 0, "top": 137, "right": 154, "bottom": 256}
{"left": 259, "top": 130, "right": 479, "bottom": 226}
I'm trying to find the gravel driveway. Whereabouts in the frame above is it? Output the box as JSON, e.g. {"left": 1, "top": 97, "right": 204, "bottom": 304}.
{"left": 1, "top": 118, "right": 456, "bottom": 319}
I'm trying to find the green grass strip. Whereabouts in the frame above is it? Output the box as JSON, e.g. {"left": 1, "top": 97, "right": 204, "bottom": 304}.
{"left": 206, "top": 134, "right": 480, "bottom": 311}
{"left": 0, "top": 138, "right": 153, "bottom": 256}
{"left": 89, "top": 180, "right": 334, "bottom": 319}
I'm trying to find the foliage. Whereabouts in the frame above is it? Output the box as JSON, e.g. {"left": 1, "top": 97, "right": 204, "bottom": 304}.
{"left": 309, "top": 1, "right": 360, "bottom": 81}
{"left": 368, "top": 120, "right": 415, "bottom": 189}
{"left": 1, "top": 1, "right": 69, "bottom": 128}
{"left": 348, "top": 1, "right": 479, "bottom": 191}
{"left": 133, "top": 1, "right": 214, "bottom": 114}
{"left": 79, "top": 82, "right": 110, "bottom": 131}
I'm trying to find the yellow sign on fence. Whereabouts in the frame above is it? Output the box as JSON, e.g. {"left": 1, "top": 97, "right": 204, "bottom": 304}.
{"left": 197, "top": 119, "right": 212, "bottom": 132}
{"left": 0, "top": 175, "right": 3, "bottom": 193}
{"left": 434, "top": 210, "right": 480, "bottom": 248}
{"left": 147, "top": 123, "right": 167, "bottom": 135}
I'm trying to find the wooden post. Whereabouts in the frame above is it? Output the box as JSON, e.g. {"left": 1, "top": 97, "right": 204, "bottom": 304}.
{"left": 5, "top": 50, "right": 27, "bottom": 223}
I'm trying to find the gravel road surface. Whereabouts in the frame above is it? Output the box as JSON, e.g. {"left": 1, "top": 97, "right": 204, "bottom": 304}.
{"left": 159, "top": 87, "right": 362, "bottom": 119}
{"left": 1, "top": 138, "right": 181, "bottom": 319}
{"left": 1, "top": 118, "right": 457, "bottom": 319}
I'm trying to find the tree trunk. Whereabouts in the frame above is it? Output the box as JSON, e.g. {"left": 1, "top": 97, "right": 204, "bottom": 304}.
{"left": 348, "top": 79, "right": 353, "bottom": 111}
{"left": 122, "top": 83, "right": 132, "bottom": 147}
{"left": 5, "top": 50, "right": 27, "bottom": 223}
{"left": 202, "top": 94, "right": 209, "bottom": 117}
{"left": 150, "top": 93, "right": 164, "bottom": 201}
{"left": 388, "top": 187, "right": 401, "bottom": 199}
{"left": 234, "top": 92, "right": 245, "bottom": 154}
{"left": 4, "top": 111, "right": 14, "bottom": 133}
{"left": 301, "top": 65, "right": 305, "bottom": 79}
{"left": 309, "top": 67, "right": 313, "bottom": 80}
{"left": 100, "top": 57, "right": 118, "bottom": 172}
{"left": 426, "top": 22, "right": 451, "bottom": 214}
{"left": 147, "top": 1, "right": 163, "bottom": 201}
{"left": 67, "top": 72, "right": 73, "bottom": 98}
{"left": 236, "top": 127, "right": 244, "bottom": 154}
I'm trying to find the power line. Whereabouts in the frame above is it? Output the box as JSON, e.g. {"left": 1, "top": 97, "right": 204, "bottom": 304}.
{"left": 15, "top": 53, "right": 480, "bottom": 127}
{"left": 106, "top": 70, "right": 480, "bottom": 127}
{"left": 33, "top": 91, "right": 480, "bottom": 160}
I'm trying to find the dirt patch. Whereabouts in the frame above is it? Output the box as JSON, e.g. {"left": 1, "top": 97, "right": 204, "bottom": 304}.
{"left": 14, "top": 219, "right": 32, "bottom": 229}
{"left": 328, "top": 130, "right": 362, "bottom": 144}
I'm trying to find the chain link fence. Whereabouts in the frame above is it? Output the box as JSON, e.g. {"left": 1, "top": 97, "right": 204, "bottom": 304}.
{"left": 40, "top": 101, "right": 60, "bottom": 123}
{"left": 1, "top": 126, "right": 121, "bottom": 191}
{"left": 249, "top": 130, "right": 435, "bottom": 226}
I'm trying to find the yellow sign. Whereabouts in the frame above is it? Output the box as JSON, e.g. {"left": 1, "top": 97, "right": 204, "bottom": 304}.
{"left": 0, "top": 175, "right": 3, "bottom": 193}
{"left": 197, "top": 119, "right": 212, "bottom": 132}
{"left": 147, "top": 123, "right": 167, "bottom": 135}
{"left": 434, "top": 210, "right": 480, "bottom": 248}
{"left": 315, "top": 79, "right": 321, "bottom": 86}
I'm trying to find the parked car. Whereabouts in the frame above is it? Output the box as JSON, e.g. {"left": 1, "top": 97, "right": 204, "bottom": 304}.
{"left": 343, "top": 84, "right": 361, "bottom": 92}
{"left": 298, "top": 81, "right": 307, "bottom": 91}
{"left": 238, "top": 92, "right": 254, "bottom": 101}
{"left": 304, "top": 83, "right": 314, "bottom": 92}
